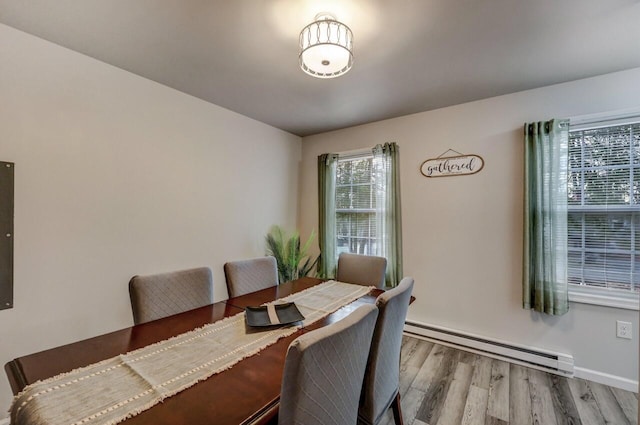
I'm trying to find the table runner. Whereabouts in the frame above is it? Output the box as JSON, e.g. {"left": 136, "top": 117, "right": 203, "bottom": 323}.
{"left": 10, "top": 281, "right": 372, "bottom": 425}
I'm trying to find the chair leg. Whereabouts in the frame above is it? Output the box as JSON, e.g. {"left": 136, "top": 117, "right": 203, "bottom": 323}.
{"left": 391, "top": 392, "right": 404, "bottom": 425}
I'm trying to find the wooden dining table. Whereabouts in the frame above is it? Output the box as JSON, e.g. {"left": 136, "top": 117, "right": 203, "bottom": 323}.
{"left": 5, "top": 277, "right": 383, "bottom": 425}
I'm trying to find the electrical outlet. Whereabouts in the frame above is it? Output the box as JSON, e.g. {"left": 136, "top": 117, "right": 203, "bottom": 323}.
{"left": 616, "top": 321, "right": 632, "bottom": 339}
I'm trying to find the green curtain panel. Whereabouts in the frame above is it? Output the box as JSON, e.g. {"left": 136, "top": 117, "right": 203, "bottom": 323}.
{"left": 523, "top": 119, "right": 569, "bottom": 315}
{"left": 373, "top": 143, "right": 404, "bottom": 287}
{"left": 317, "top": 153, "right": 339, "bottom": 278}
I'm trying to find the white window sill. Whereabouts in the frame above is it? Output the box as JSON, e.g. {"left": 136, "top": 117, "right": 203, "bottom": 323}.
{"left": 569, "top": 285, "right": 639, "bottom": 311}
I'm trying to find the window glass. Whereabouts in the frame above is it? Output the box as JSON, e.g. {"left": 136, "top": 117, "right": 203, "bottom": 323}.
{"left": 335, "top": 156, "right": 377, "bottom": 256}
{"left": 567, "top": 122, "right": 640, "bottom": 293}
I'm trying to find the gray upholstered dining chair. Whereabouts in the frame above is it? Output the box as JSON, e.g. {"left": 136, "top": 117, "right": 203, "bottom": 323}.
{"left": 223, "top": 256, "right": 279, "bottom": 298}
{"left": 358, "top": 277, "right": 414, "bottom": 425}
{"left": 337, "top": 252, "right": 387, "bottom": 288}
{"left": 128, "top": 267, "right": 213, "bottom": 325}
{"left": 279, "top": 304, "right": 379, "bottom": 425}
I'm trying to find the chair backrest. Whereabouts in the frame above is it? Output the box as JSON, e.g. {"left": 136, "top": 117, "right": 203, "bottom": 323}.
{"left": 224, "top": 256, "right": 279, "bottom": 298}
{"left": 279, "top": 304, "right": 379, "bottom": 425}
{"left": 128, "top": 267, "right": 213, "bottom": 325}
{"left": 358, "top": 277, "right": 414, "bottom": 425}
{"left": 336, "top": 253, "right": 387, "bottom": 288}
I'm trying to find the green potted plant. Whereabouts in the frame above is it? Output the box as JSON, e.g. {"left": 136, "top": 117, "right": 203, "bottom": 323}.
{"left": 265, "top": 225, "right": 319, "bottom": 283}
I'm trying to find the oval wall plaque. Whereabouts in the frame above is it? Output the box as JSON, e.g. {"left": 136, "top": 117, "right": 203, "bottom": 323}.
{"left": 420, "top": 153, "right": 484, "bottom": 178}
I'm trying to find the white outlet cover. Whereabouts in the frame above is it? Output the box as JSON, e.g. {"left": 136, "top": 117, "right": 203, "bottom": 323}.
{"left": 616, "top": 320, "right": 632, "bottom": 339}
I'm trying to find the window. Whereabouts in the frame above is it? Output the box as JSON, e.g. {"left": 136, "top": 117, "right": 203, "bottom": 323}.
{"left": 567, "top": 120, "right": 639, "bottom": 307}
{"left": 335, "top": 155, "right": 377, "bottom": 256}
{"left": 317, "top": 143, "right": 403, "bottom": 286}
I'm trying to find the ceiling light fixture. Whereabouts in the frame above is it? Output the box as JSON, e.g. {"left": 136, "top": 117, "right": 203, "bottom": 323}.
{"left": 299, "top": 13, "right": 353, "bottom": 79}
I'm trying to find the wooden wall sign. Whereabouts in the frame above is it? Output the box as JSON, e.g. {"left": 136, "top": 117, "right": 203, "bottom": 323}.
{"left": 420, "top": 149, "right": 484, "bottom": 178}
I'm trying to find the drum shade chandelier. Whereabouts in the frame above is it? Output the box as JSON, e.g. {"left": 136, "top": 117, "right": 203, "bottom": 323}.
{"left": 299, "top": 14, "right": 353, "bottom": 79}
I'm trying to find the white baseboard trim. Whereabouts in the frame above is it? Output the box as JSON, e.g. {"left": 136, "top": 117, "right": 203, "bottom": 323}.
{"left": 404, "top": 320, "right": 574, "bottom": 376}
{"left": 574, "top": 367, "right": 639, "bottom": 393}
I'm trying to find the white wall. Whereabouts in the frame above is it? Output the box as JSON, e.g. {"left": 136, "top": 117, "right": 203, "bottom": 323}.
{"left": 299, "top": 68, "right": 640, "bottom": 387}
{"left": 0, "top": 24, "right": 301, "bottom": 415}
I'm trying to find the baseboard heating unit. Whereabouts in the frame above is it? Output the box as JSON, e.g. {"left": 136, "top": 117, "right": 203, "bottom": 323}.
{"left": 404, "top": 321, "right": 574, "bottom": 376}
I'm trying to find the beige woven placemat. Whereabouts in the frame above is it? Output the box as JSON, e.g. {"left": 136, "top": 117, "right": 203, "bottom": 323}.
{"left": 10, "top": 281, "right": 372, "bottom": 425}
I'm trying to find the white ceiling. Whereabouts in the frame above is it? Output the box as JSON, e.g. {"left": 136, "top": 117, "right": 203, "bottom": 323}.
{"left": 1, "top": 0, "right": 639, "bottom": 136}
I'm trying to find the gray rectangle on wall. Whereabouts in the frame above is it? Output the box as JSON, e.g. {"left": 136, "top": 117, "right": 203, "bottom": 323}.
{"left": 0, "top": 161, "right": 13, "bottom": 310}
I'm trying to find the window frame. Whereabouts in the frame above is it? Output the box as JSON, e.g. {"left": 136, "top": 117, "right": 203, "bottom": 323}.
{"left": 566, "top": 111, "right": 640, "bottom": 310}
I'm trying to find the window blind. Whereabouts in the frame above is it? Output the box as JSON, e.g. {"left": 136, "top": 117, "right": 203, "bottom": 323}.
{"left": 335, "top": 155, "right": 378, "bottom": 255}
{"left": 567, "top": 122, "right": 640, "bottom": 292}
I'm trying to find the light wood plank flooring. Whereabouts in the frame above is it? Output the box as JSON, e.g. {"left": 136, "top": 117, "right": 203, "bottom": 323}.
{"left": 378, "top": 336, "right": 638, "bottom": 425}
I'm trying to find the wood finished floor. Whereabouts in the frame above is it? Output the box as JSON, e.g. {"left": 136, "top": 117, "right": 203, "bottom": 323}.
{"left": 377, "top": 336, "right": 638, "bottom": 425}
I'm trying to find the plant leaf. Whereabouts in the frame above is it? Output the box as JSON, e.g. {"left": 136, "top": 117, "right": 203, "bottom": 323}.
{"left": 265, "top": 225, "right": 320, "bottom": 283}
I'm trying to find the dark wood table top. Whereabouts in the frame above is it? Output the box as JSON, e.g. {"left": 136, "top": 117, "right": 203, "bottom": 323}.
{"left": 5, "top": 277, "right": 381, "bottom": 425}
